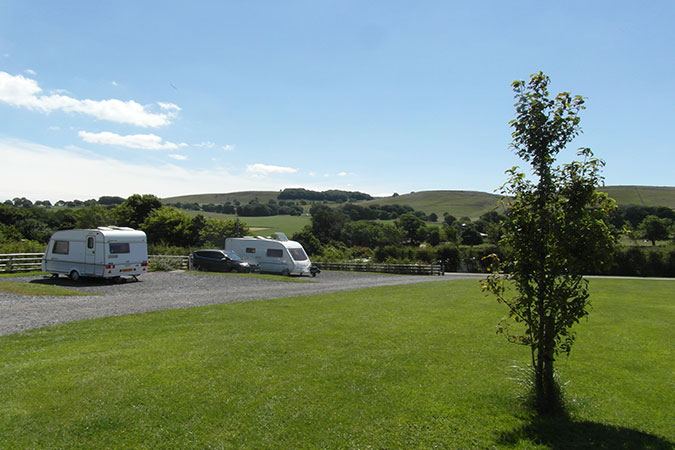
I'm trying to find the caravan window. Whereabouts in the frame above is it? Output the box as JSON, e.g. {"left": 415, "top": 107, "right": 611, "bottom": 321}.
{"left": 288, "top": 248, "right": 308, "bottom": 261}
{"left": 87, "top": 237, "right": 95, "bottom": 249}
{"left": 266, "top": 249, "right": 283, "bottom": 258}
{"left": 109, "top": 243, "right": 130, "bottom": 254}
{"left": 52, "top": 240, "right": 69, "bottom": 255}
{"left": 246, "top": 248, "right": 256, "bottom": 254}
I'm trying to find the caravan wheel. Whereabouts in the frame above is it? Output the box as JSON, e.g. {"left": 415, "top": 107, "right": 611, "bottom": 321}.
{"left": 69, "top": 270, "right": 80, "bottom": 282}
{"left": 281, "top": 269, "right": 290, "bottom": 277}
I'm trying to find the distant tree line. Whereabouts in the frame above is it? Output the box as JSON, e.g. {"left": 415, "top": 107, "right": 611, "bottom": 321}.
{"left": 278, "top": 188, "right": 373, "bottom": 202}
{"left": 0, "top": 194, "right": 247, "bottom": 254}
{"left": 1, "top": 193, "right": 673, "bottom": 276}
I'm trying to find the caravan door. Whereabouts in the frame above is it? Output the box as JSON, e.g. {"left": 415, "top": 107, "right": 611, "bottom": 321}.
{"left": 262, "top": 247, "right": 290, "bottom": 274}
{"left": 84, "top": 234, "right": 97, "bottom": 275}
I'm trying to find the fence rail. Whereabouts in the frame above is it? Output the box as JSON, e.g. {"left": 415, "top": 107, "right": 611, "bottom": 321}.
{"left": 0, "top": 253, "right": 190, "bottom": 273}
{"left": 147, "top": 254, "right": 190, "bottom": 271}
{"left": 313, "top": 261, "right": 443, "bottom": 276}
{"left": 1, "top": 253, "right": 438, "bottom": 275}
{"left": 0, "top": 253, "right": 44, "bottom": 272}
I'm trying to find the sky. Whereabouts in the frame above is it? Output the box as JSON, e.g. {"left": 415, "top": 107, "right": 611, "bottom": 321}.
{"left": 1, "top": 0, "right": 673, "bottom": 202}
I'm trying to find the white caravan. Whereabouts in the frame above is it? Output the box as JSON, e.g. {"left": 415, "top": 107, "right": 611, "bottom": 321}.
{"left": 42, "top": 227, "right": 149, "bottom": 281}
{"left": 225, "top": 233, "right": 317, "bottom": 276}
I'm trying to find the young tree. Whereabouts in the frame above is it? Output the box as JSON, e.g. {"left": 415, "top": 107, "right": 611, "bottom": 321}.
{"left": 482, "top": 72, "right": 616, "bottom": 414}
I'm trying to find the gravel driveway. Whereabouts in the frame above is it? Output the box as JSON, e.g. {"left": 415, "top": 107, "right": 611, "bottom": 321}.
{"left": 0, "top": 271, "right": 485, "bottom": 336}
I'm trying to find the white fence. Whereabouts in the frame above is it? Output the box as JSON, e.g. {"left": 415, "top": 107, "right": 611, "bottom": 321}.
{"left": 0, "top": 253, "right": 44, "bottom": 273}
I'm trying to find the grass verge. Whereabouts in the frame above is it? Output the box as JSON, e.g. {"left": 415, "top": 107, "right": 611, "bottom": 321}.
{"left": 0, "top": 281, "right": 96, "bottom": 296}
{"left": 0, "top": 271, "right": 48, "bottom": 278}
{"left": 0, "top": 279, "right": 672, "bottom": 449}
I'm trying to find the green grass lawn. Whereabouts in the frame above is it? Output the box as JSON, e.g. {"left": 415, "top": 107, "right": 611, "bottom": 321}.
{"left": 182, "top": 210, "right": 311, "bottom": 236}
{"left": 0, "top": 281, "right": 96, "bottom": 296}
{"left": 0, "top": 271, "right": 47, "bottom": 278}
{"left": 0, "top": 279, "right": 672, "bottom": 449}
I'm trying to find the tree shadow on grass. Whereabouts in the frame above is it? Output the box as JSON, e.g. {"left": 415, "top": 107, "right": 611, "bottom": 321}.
{"left": 498, "top": 415, "right": 673, "bottom": 450}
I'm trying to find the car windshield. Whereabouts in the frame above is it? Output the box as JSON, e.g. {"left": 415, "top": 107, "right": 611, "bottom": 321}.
{"left": 288, "top": 248, "right": 308, "bottom": 261}
{"left": 224, "top": 251, "right": 241, "bottom": 261}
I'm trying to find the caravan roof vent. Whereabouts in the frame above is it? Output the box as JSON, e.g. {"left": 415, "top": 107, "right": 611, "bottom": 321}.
{"left": 273, "top": 232, "right": 289, "bottom": 241}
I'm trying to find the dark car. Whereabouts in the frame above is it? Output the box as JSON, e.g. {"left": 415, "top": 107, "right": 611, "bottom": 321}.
{"left": 191, "top": 249, "right": 258, "bottom": 273}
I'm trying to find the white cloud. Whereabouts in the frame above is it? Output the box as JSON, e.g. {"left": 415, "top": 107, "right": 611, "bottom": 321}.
{"left": 158, "top": 102, "right": 181, "bottom": 111}
{"left": 338, "top": 172, "right": 348, "bottom": 177}
{"left": 168, "top": 154, "right": 188, "bottom": 161}
{"left": 78, "top": 131, "right": 183, "bottom": 150}
{"left": 0, "top": 71, "right": 177, "bottom": 127}
{"left": 246, "top": 163, "right": 298, "bottom": 176}
{"left": 0, "top": 138, "right": 292, "bottom": 202}
{"left": 111, "top": 81, "right": 119, "bottom": 87}
{"left": 223, "top": 144, "right": 235, "bottom": 151}
{"left": 194, "top": 141, "right": 216, "bottom": 148}
{"left": 25, "top": 69, "right": 37, "bottom": 76}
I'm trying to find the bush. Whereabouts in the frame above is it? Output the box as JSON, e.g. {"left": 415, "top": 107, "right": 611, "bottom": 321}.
{"left": 598, "top": 246, "right": 675, "bottom": 277}
{"left": 458, "top": 244, "right": 501, "bottom": 273}
{"left": 147, "top": 243, "right": 191, "bottom": 256}
{"left": 436, "top": 244, "right": 460, "bottom": 272}
{"left": 148, "top": 256, "right": 186, "bottom": 272}
{"left": 0, "top": 240, "right": 46, "bottom": 253}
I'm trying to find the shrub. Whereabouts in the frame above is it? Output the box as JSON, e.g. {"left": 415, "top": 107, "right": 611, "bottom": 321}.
{"left": 0, "top": 240, "right": 46, "bottom": 253}
{"left": 148, "top": 243, "right": 190, "bottom": 256}
{"left": 148, "top": 256, "right": 185, "bottom": 272}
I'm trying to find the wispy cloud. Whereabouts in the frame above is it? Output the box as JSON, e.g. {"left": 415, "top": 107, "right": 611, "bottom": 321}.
{"left": 111, "top": 81, "right": 119, "bottom": 87}
{"left": 0, "top": 71, "right": 177, "bottom": 127}
{"left": 25, "top": 69, "right": 37, "bottom": 76}
{"left": 0, "top": 138, "right": 285, "bottom": 201}
{"left": 78, "top": 131, "right": 185, "bottom": 150}
{"left": 168, "top": 154, "right": 188, "bottom": 161}
{"left": 158, "top": 102, "right": 180, "bottom": 111}
{"left": 223, "top": 144, "right": 235, "bottom": 151}
{"left": 246, "top": 163, "right": 298, "bottom": 175}
{"left": 194, "top": 141, "right": 216, "bottom": 149}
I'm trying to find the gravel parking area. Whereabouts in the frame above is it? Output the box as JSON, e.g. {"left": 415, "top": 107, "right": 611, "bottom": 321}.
{"left": 0, "top": 271, "right": 485, "bottom": 336}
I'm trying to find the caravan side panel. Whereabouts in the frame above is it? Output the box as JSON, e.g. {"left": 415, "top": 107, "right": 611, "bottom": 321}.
{"left": 42, "top": 228, "right": 149, "bottom": 279}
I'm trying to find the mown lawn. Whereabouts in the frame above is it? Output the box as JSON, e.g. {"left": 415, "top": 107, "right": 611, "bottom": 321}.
{"left": 0, "top": 279, "right": 672, "bottom": 449}
{"left": 0, "top": 281, "right": 96, "bottom": 296}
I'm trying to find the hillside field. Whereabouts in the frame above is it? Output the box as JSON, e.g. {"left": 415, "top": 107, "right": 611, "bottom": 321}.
{"left": 164, "top": 186, "right": 675, "bottom": 220}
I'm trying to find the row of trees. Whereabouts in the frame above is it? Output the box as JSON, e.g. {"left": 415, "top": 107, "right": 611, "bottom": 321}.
{"left": 0, "top": 194, "right": 247, "bottom": 252}
{"left": 288, "top": 203, "right": 508, "bottom": 260}
{"left": 4, "top": 196, "right": 127, "bottom": 209}
{"left": 278, "top": 188, "right": 372, "bottom": 202}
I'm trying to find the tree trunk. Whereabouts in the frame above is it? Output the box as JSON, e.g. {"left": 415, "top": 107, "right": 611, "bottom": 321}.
{"left": 534, "top": 317, "right": 559, "bottom": 414}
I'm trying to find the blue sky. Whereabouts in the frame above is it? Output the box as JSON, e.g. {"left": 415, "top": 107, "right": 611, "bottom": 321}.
{"left": 1, "top": 0, "right": 673, "bottom": 202}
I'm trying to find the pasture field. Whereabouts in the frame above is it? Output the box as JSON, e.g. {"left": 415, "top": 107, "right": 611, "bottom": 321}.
{"left": 182, "top": 210, "right": 311, "bottom": 236}
{"left": 0, "top": 278, "right": 672, "bottom": 449}
{"left": 599, "top": 185, "right": 675, "bottom": 209}
{"left": 164, "top": 186, "right": 675, "bottom": 220}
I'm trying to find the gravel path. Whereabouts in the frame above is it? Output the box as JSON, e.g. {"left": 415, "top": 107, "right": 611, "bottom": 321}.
{"left": 0, "top": 271, "right": 485, "bottom": 336}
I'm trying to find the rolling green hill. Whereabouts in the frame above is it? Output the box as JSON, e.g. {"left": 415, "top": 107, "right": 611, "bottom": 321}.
{"left": 163, "top": 191, "right": 280, "bottom": 205}
{"left": 358, "top": 190, "right": 503, "bottom": 217}
{"left": 599, "top": 185, "right": 675, "bottom": 209}
{"left": 163, "top": 186, "right": 674, "bottom": 223}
